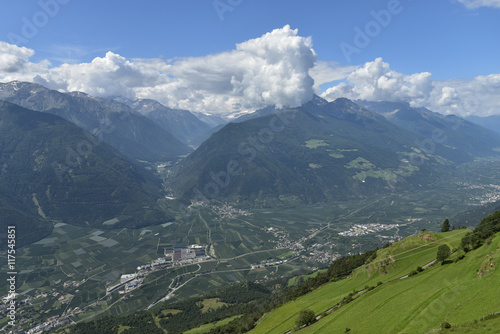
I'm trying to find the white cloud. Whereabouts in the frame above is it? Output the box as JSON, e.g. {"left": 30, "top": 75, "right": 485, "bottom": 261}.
{"left": 2, "top": 34, "right": 500, "bottom": 117}
{"left": 0, "top": 41, "right": 52, "bottom": 79}
{"left": 165, "top": 25, "right": 317, "bottom": 111}
{"left": 34, "top": 51, "right": 164, "bottom": 99}
{"left": 437, "top": 86, "right": 459, "bottom": 106}
{"left": 0, "top": 42, "right": 53, "bottom": 90}
{"left": 455, "top": 0, "right": 500, "bottom": 9}
{"left": 0, "top": 42, "right": 34, "bottom": 73}
{"left": 430, "top": 75, "right": 500, "bottom": 116}
{"left": 321, "top": 57, "right": 500, "bottom": 117}
{"left": 321, "top": 58, "right": 433, "bottom": 106}
{"left": 309, "top": 61, "right": 358, "bottom": 92}
{"left": 0, "top": 25, "right": 317, "bottom": 115}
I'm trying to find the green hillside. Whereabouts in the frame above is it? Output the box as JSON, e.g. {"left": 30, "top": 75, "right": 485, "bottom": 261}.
{"left": 172, "top": 98, "right": 457, "bottom": 205}
{"left": 0, "top": 101, "right": 168, "bottom": 247}
{"left": 249, "top": 227, "right": 500, "bottom": 334}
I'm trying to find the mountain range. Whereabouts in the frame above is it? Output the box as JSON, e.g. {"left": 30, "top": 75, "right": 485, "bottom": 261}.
{"left": 3, "top": 81, "right": 500, "bottom": 332}
{"left": 0, "top": 82, "right": 192, "bottom": 163}
{"left": 357, "top": 100, "right": 500, "bottom": 159}
{"left": 128, "top": 99, "right": 212, "bottom": 145}
{"left": 0, "top": 100, "right": 168, "bottom": 247}
{"left": 1, "top": 81, "right": 500, "bottom": 242}
{"left": 171, "top": 96, "right": 500, "bottom": 205}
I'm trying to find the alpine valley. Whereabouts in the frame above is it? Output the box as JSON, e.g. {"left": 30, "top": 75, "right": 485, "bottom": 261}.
{"left": 1, "top": 82, "right": 500, "bottom": 334}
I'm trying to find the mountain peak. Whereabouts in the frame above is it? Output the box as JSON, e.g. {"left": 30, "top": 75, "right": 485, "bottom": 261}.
{"left": 0, "top": 81, "right": 49, "bottom": 95}
{"left": 0, "top": 81, "right": 192, "bottom": 161}
{"left": 310, "top": 94, "right": 329, "bottom": 106}
{"left": 111, "top": 95, "right": 136, "bottom": 105}
{"left": 67, "top": 91, "right": 92, "bottom": 99}
{"left": 332, "top": 97, "right": 359, "bottom": 107}
{"left": 131, "top": 99, "right": 169, "bottom": 115}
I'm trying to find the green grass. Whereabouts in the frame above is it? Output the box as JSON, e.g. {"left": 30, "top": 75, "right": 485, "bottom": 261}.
{"left": 161, "top": 309, "right": 182, "bottom": 316}
{"left": 278, "top": 251, "right": 294, "bottom": 259}
{"left": 294, "top": 232, "right": 500, "bottom": 334}
{"left": 184, "top": 315, "right": 242, "bottom": 334}
{"left": 441, "top": 315, "right": 500, "bottom": 333}
{"left": 309, "top": 163, "right": 322, "bottom": 169}
{"left": 287, "top": 269, "right": 328, "bottom": 287}
{"left": 304, "top": 139, "right": 329, "bottom": 149}
{"left": 328, "top": 152, "right": 345, "bottom": 159}
{"left": 354, "top": 169, "right": 397, "bottom": 182}
{"left": 198, "top": 298, "right": 228, "bottom": 313}
{"left": 117, "top": 325, "right": 132, "bottom": 334}
{"left": 250, "top": 230, "right": 474, "bottom": 334}
{"left": 344, "top": 157, "right": 375, "bottom": 170}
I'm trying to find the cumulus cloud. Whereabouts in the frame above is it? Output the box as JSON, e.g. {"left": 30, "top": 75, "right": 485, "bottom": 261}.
{"left": 34, "top": 52, "right": 164, "bottom": 99}
{"left": 0, "top": 41, "right": 50, "bottom": 79}
{"left": 321, "top": 58, "right": 433, "bottom": 106}
{"left": 437, "top": 86, "right": 459, "bottom": 106}
{"left": 0, "top": 42, "right": 34, "bottom": 73}
{"left": 2, "top": 32, "right": 500, "bottom": 117}
{"left": 430, "top": 75, "right": 500, "bottom": 116}
{"left": 164, "top": 25, "right": 317, "bottom": 110}
{"left": 455, "top": 0, "right": 500, "bottom": 9}
{"left": 321, "top": 57, "right": 500, "bottom": 117}
{"left": 0, "top": 25, "right": 317, "bottom": 115}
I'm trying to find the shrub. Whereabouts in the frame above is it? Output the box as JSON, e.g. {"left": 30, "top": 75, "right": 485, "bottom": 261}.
{"left": 437, "top": 244, "right": 451, "bottom": 263}
{"left": 441, "top": 321, "right": 452, "bottom": 329}
{"left": 295, "top": 309, "right": 315, "bottom": 328}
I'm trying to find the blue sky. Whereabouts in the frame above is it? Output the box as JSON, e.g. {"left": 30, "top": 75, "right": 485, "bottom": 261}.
{"left": 1, "top": 0, "right": 500, "bottom": 116}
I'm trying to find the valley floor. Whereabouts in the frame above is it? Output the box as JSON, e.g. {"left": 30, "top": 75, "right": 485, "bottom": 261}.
{"left": 1, "top": 159, "right": 500, "bottom": 332}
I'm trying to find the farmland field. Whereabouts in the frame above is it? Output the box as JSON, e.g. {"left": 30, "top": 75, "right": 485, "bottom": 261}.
{"left": 2, "top": 159, "right": 500, "bottom": 328}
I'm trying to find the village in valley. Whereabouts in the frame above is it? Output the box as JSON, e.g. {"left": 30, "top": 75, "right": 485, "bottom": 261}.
{"left": 338, "top": 223, "right": 401, "bottom": 237}
{"left": 467, "top": 183, "right": 500, "bottom": 206}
